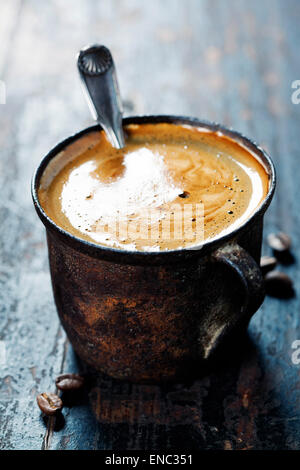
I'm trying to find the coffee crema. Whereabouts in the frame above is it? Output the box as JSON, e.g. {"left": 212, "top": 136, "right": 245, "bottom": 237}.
{"left": 38, "top": 123, "right": 269, "bottom": 251}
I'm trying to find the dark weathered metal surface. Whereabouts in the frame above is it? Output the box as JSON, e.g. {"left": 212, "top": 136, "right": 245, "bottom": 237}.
{"left": 0, "top": 0, "right": 300, "bottom": 450}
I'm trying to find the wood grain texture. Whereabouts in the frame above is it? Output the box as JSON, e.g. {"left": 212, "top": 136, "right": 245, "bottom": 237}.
{"left": 0, "top": 0, "right": 299, "bottom": 450}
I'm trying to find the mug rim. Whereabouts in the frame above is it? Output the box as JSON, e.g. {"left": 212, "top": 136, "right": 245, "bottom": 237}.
{"left": 31, "top": 115, "right": 276, "bottom": 265}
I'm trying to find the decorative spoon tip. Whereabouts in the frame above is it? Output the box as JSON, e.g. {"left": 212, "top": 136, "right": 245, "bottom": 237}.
{"left": 78, "top": 45, "right": 112, "bottom": 76}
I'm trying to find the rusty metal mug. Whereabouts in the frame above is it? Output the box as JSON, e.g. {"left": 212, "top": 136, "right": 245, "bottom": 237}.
{"left": 32, "top": 116, "right": 276, "bottom": 383}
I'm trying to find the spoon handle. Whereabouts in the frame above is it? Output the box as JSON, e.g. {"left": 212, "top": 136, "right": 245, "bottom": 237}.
{"left": 77, "top": 44, "right": 125, "bottom": 149}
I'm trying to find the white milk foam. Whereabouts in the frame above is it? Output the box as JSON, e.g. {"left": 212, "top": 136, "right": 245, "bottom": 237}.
{"left": 61, "top": 147, "right": 182, "bottom": 238}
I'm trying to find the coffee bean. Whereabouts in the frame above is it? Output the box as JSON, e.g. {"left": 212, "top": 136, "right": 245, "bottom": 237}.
{"left": 260, "top": 256, "right": 277, "bottom": 275}
{"left": 267, "top": 232, "right": 291, "bottom": 252}
{"left": 55, "top": 373, "right": 85, "bottom": 392}
{"left": 36, "top": 392, "right": 63, "bottom": 416}
{"left": 264, "top": 271, "right": 294, "bottom": 299}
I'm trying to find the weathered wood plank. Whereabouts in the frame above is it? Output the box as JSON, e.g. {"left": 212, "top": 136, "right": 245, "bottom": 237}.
{"left": 0, "top": 0, "right": 299, "bottom": 450}
{"left": 0, "top": 0, "right": 22, "bottom": 75}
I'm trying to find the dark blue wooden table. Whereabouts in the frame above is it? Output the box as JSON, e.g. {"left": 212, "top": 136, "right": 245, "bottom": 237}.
{"left": 0, "top": 0, "right": 299, "bottom": 450}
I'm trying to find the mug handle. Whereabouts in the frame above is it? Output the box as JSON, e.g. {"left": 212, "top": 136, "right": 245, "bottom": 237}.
{"left": 202, "top": 242, "right": 265, "bottom": 359}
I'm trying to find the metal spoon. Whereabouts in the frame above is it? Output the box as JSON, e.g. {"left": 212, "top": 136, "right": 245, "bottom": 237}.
{"left": 77, "top": 44, "right": 125, "bottom": 149}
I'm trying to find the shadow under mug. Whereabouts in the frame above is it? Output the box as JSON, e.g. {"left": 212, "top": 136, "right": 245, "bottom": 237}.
{"left": 32, "top": 116, "right": 276, "bottom": 383}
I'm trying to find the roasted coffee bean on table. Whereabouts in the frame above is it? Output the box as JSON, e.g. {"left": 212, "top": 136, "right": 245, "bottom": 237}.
{"left": 267, "top": 232, "right": 291, "bottom": 253}
{"left": 55, "top": 373, "right": 85, "bottom": 392}
{"left": 260, "top": 256, "right": 277, "bottom": 275}
{"left": 36, "top": 392, "right": 63, "bottom": 416}
{"left": 264, "top": 271, "right": 294, "bottom": 299}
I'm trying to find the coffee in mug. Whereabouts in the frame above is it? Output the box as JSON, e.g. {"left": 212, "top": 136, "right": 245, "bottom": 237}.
{"left": 38, "top": 123, "right": 269, "bottom": 251}
{"left": 32, "top": 116, "right": 275, "bottom": 382}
